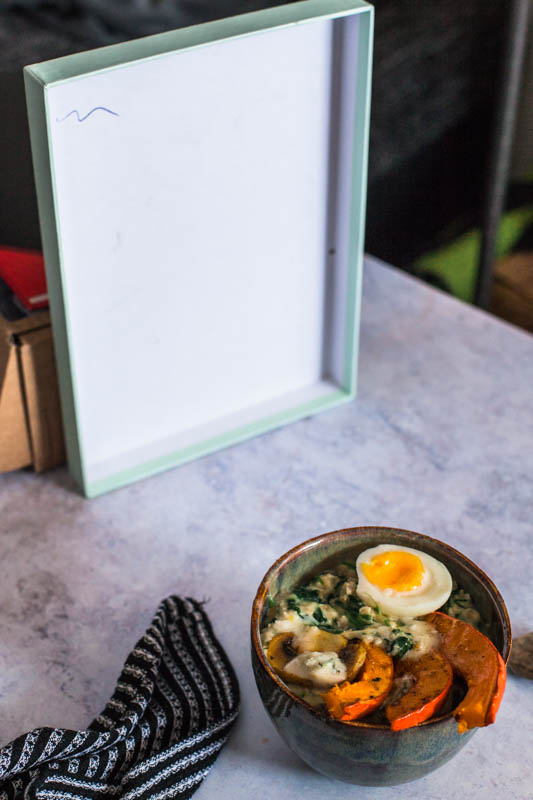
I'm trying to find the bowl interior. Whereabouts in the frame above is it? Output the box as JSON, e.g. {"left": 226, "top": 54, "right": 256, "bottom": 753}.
{"left": 254, "top": 526, "right": 511, "bottom": 662}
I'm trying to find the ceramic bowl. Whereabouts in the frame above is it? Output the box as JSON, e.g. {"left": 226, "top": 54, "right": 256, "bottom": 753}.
{"left": 251, "top": 526, "right": 511, "bottom": 786}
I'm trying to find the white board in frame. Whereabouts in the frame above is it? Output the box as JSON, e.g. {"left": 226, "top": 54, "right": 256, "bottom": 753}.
{"left": 24, "top": 0, "right": 374, "bottom": 497}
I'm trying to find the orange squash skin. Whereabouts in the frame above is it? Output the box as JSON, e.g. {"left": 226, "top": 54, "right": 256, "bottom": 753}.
{"left": 324, "top": 643, "right": 393, "bottom": 721}
{"left": 386, "top": 650, "right": 453, "bottom": 732}
{"left": 485, "top": 648, "right": 507, "bottom": 725}
{"left": 424, "top": 611, "right": 506, "bottom": 732}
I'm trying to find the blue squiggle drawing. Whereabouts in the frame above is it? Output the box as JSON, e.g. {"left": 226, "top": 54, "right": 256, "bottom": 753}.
{"left": 56, "top": 107, "right": 119, "bottom": 123}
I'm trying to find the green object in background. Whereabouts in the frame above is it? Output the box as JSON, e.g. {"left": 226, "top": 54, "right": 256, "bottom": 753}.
{"left": 414, "top": 205, "right": 533, "bottom": 302}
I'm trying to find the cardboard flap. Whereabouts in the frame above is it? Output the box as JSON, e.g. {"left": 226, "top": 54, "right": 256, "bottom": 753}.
{"left": 19, "top": 326, "right": 65, "bottom": 472}
{"left": 0, "top": 311, "right": 59, "bottom": 472}
{"left": 0, "top": 324, "right": 32, "bottom": 471}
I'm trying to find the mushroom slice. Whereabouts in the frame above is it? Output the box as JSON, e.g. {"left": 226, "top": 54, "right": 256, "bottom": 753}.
{"left": 284, "top": 651, "right": 347, "bottom": 689}
{"left": 296, "top": 627, "right": 347, "bottom": 654}
{"left": 266, "top": 632, "right": 297, "bottom": 678}
{"left": 338, "top": 640, "right": 367, "bottom": 682}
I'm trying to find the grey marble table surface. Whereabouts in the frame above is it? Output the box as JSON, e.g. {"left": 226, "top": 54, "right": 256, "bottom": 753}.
{"left": 1, "top": 256, "right": 532, "bottom": 798}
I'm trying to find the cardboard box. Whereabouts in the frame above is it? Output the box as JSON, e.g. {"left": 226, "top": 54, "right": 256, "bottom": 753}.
{"left": 0, "top": 311, "right": 65, "bottom": 472}
{"left": 25, "top": 0, "right": 373, "bottom": 497}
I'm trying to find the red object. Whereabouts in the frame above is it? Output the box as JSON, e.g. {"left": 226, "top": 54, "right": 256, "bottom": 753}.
{"left": 0, "top": 247, "right": 48, "bottom": 310}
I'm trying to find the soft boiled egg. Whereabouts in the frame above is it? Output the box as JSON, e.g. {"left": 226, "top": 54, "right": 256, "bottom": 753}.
{"left": 355, "top": 544, "right": 452, "bottom": 619}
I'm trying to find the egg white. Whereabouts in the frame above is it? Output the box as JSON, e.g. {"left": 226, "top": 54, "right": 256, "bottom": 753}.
{"left": 355, "top": 544, "right": 452, "bottom": 619}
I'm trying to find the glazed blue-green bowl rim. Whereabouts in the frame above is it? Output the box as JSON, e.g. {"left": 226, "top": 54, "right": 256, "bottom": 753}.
{"left": 251, "top": 525, "right": 512, "bottom": 731}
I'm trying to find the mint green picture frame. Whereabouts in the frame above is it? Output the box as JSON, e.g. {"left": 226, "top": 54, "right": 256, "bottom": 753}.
{"left": 24, "top": 0, "right": 374, "bottom": 497}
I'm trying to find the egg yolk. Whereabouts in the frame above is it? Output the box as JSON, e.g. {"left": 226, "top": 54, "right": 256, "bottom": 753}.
{"left": 361, "top": 551, "right": 425, "bottom": 592}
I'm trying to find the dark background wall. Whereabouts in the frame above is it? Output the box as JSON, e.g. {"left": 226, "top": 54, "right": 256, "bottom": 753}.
{"left": 0, "top": 0, "right": 508, "bottom": 268}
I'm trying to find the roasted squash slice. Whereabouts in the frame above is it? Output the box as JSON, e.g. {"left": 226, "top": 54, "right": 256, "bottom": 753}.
{"left": 324, "top": 642, "right": 393, "bottom": 721}
{"left": 424, "top": 611, "right": 506, "bottom": 733}
{"left": 386, "top": 650, "right": 453, "bottom": 731}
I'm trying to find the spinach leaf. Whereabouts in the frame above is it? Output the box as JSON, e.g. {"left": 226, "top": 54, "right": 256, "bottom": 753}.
{"left": 341, "top": 595, "right": 373, "bottom": 629}
{"left": 314, "top": 620, "right": 344, "bottom": 634}
{"left": 287, "top": 596, "right": 303, "bottom": 617}
{"left": 341, "top": 561, "right": 358, "bottom": 571}
{"left": 333, "top": 577, "right": 347, "bottom": 596}
{"left": 287, "top": 596, "right": 342, "bottom": 632}
{"left": 343, "top": 594, "right": 364, "bottom": 614}
{"left": 390, "top": 632, "right": 414, "bottom": 659}
{"left": 293, "top": 586, "right": 322, "bottom": 603}
{"left": 311, "top": 606, "right": 343, "bottom": 634}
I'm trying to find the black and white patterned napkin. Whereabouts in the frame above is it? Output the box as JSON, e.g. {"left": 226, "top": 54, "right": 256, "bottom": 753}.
{"left": 0, "top": 596, "right": 240, "bottom": 800}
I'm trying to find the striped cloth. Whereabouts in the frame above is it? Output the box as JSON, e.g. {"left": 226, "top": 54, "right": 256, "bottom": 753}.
{"left": 0, "top": 596, "right": 240, "bottom": 800}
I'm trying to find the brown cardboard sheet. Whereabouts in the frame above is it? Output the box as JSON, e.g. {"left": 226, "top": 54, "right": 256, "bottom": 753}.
{"left": 0, "top": 311, "right": 65, "bottom": 473}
